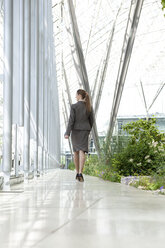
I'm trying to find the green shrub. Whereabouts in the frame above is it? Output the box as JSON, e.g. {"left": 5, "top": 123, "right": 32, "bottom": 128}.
{"left": 156, "top": 161, "right": 165, "bottom": 176}
{"left": 161, "top": 0, "right": 165, "bottom": 11}
{"left": 130, "top": 175, "right": 165, "bottom": 191}
{"left": 151, "top": 175, "right": 165, "bottom": 190}
{"left": 68, "top": 162, "right": 75, "bottom": 170}
{"left": 100, "top": 135, "right": 129, "bottom": 165}
{"left": 102, "top": 168, "right": 121, "bottom": 182}
{"left": 83, "top": 154, "right": 121, "bottom": 183}
{"left": 112, "top": 118, "right": 165, "bottom": 176}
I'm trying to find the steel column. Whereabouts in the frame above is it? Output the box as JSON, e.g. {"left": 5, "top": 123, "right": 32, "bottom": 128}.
{"left": 33, "top": 0, "right": 39, "bottom": 175}
{"left": 43, "top": 0, "right": 48, "bottom": 171}
{"left": 2, "top": 0, "right": 13, "bottom": 188}
{"left": 94, "top": 23, "right": 115, "bottom": 117}
{"left": 107, "top": 0, "right": 144, "bottom": 142}
{"left": 38, "top": 0, "right": 44, "bottom": 173}
{"left": 19, "top": 0, "right": 24, "bottom": 127}
{"left": 23, "top": 0, "right": 31, "bottom": 176}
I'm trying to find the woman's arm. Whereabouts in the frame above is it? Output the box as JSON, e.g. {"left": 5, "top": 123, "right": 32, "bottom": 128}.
{"left": 64, "top": 105, "right": 75, "bottom": 137}
{"left": 88, "top": 107, "right": 94, "bottom": 129}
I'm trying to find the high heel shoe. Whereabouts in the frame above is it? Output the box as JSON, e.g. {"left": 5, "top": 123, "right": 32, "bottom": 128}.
{"left": 75, "top": 173, "right": 79, "bottom": 180}
{"left": 78, "top": 173, "right": 84, "bottom": 182}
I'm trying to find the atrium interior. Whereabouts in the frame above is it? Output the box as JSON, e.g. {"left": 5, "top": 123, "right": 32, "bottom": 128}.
{"left": 0, "top": 0, "right": 165, "bottom": 247}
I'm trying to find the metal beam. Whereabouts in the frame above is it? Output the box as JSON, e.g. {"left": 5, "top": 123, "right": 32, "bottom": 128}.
{"left": 140, "top": 80, "right": 149, "bottom": 118}
{"left": 85, "top": 0, "right": 101, "bottom": 59}
{"left": 23, "top": 0, "right": 31, "bottom": 177}
{"left": 38, "top": 0, "right": 44, "bottom": 173}
{"left": 148, "top": 82, "right": 165, "bottom": 112}
{"left": 2, "top": 0, "right": 13, "bottom": 188}
{"left": 94, "top": 5, "right": 122, "bottom": 117}
{"left": 91, "top": 58, "right": 102, "bottom": 101}
{"left": 34, "top": 0, "right": 39, "bottom": 175}
{"left": 43, "top": 0, "right": 48, "bottom": 171}
{"left": 62, "top": 58, "right": 72, "bottom": 106}
{"left": 63, "top": 7, "right": 82, "bottom": 87}
{"left": 94, "top": 22, "right": 115, "bottom": 117}
{"left": 106, "top": 0, "right": 144, "bottom": 142}
{"left": 19, "top": 0, "right": 24, "bottom": 126}
{"left": 12, "top": 0, "right": 22, "bottom": 177}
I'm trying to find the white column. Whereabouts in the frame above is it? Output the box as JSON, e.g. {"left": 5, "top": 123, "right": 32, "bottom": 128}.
{"left": 47, "top": 0, "right": 50, "bottom": 170}
{"left": 30, "top": 0, "right": 35, "bottom": 173}
{"left": 38, "top": 0, "right": 44, "bottom": 173}
{"left": 47, "top": 0, "right": 52, "bottom": 170}
{"left": 19, "top": 0, "right": 24, "bottom": 127}
{"left": 18, "top": 0, "right": 24, "bottom": 175}
{"left": 43, "top": 0, "right": 48, "bottom": 171}
{"left": 33, "top": 0, "right": 39, "bottom": 176}
{"left": 14, "top": 124, "right": 19, "bottom": 177}
{"left": 13, "top": 0, "right": 21, "bottom": 177}
{"left": 2, "top": 0, "right": 13, "bottom": 189}
{"left": 23, "top": 0, "right": 31, "bottom": 178}
{"left": 19, "top": 0, "right": 24, "bottom": 175}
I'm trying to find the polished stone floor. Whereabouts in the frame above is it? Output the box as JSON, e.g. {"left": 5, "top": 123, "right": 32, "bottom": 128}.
{"left": 0, "top": 169, "right": 165, "bottom": 248}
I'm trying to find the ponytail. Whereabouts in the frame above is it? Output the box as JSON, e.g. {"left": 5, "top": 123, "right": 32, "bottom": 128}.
{"left": 77, "top": 89, "right": 92, "bottom": 113}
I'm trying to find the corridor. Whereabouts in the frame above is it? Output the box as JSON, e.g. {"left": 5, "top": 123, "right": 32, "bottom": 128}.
{"left": 0, "top": 169, "right": 165, "bottom": 248}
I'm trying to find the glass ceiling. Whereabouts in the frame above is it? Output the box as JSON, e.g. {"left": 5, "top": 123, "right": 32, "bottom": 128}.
{"left": 52, "top": 0, "right": 165, "bottom": 137}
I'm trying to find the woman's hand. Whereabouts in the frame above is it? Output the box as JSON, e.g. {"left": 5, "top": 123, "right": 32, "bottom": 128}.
{"left": 64, "top": 135, "right": 69, "bottom": 139}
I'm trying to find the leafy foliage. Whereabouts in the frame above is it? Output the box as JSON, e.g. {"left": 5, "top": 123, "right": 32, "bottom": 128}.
{"left": 161, "top": 0, "right": 165, "bottom": 16}
{"left": 100, "top": 135, "right": 129, "bottom": 165}
{"left": 130, "top": 175, "right": 165, "bottom": 191}
{"left": 68, "top": 162, "right": 75, "bottom": 170}
{"left": 161, "top": 0, "right": 165, "bottom": 10}
{"left": 83, "top": 155, "right": 121, "bottom": 182}
{"left": 112, "top": 118, "right": 165, "bottom": 176}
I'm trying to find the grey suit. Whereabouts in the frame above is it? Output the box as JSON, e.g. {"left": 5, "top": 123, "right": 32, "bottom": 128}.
{"left": 65, "top": 101, "right": 94, "bottom": 136}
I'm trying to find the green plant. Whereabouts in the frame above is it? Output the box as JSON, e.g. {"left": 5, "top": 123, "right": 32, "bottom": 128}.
{"left": 83, "top": 154, "right": 99, "bottom": 175}
{"left": 100, "top": 135, "right": 129, "bottom": 166}
{"left": 156, "top": 161, "right": 165, "bottom": 176}
{"left": 161, "top": 0, "right": 165, "bottom": 10}
{"left": 151, "top": 175, "right": 165, "bottom": 190}
{"left": 83, "top": 154, "right": 121, "bottom": 183}
{"left": 112, "top": 118, "right": 165, "bottom": 176}
{"left": 100, "top": 139, "right": 112, "bottom": 165}
{"left": 161, "top": 0, "right": 165, "bottom": 17}
{"left": 68, "top": 162, "right": 75, "bottom": 170}
{"left": 102, "top": 168, "right": 121, "bottom": 182}
{"left": 130, "top": 175, "right": 165, "bottom": 191}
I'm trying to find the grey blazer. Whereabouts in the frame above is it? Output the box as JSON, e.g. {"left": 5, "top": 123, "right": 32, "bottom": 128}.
{"left": 65, "top": 101, "right": 94, "bottom": 136}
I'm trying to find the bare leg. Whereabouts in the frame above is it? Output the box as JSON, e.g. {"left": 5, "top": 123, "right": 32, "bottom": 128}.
{"left": 74, "top": 151, "right": 79, "bottom": 173}
{"left": 79, "top": 150, "right": 86, "bottom": 174}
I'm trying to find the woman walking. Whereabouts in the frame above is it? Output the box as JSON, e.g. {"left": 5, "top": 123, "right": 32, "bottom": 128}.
{"left": 64, "top": 89, "right": 94, "bottom": 182}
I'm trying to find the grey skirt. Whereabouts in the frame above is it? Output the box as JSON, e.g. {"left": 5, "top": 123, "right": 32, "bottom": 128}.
{"left": 71, "top": 130, "right": 90, "bottom": 153}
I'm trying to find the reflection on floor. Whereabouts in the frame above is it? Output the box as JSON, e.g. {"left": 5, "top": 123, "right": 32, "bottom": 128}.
{"left": 0, "top": 169, "right": 165, "bottom": 248}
